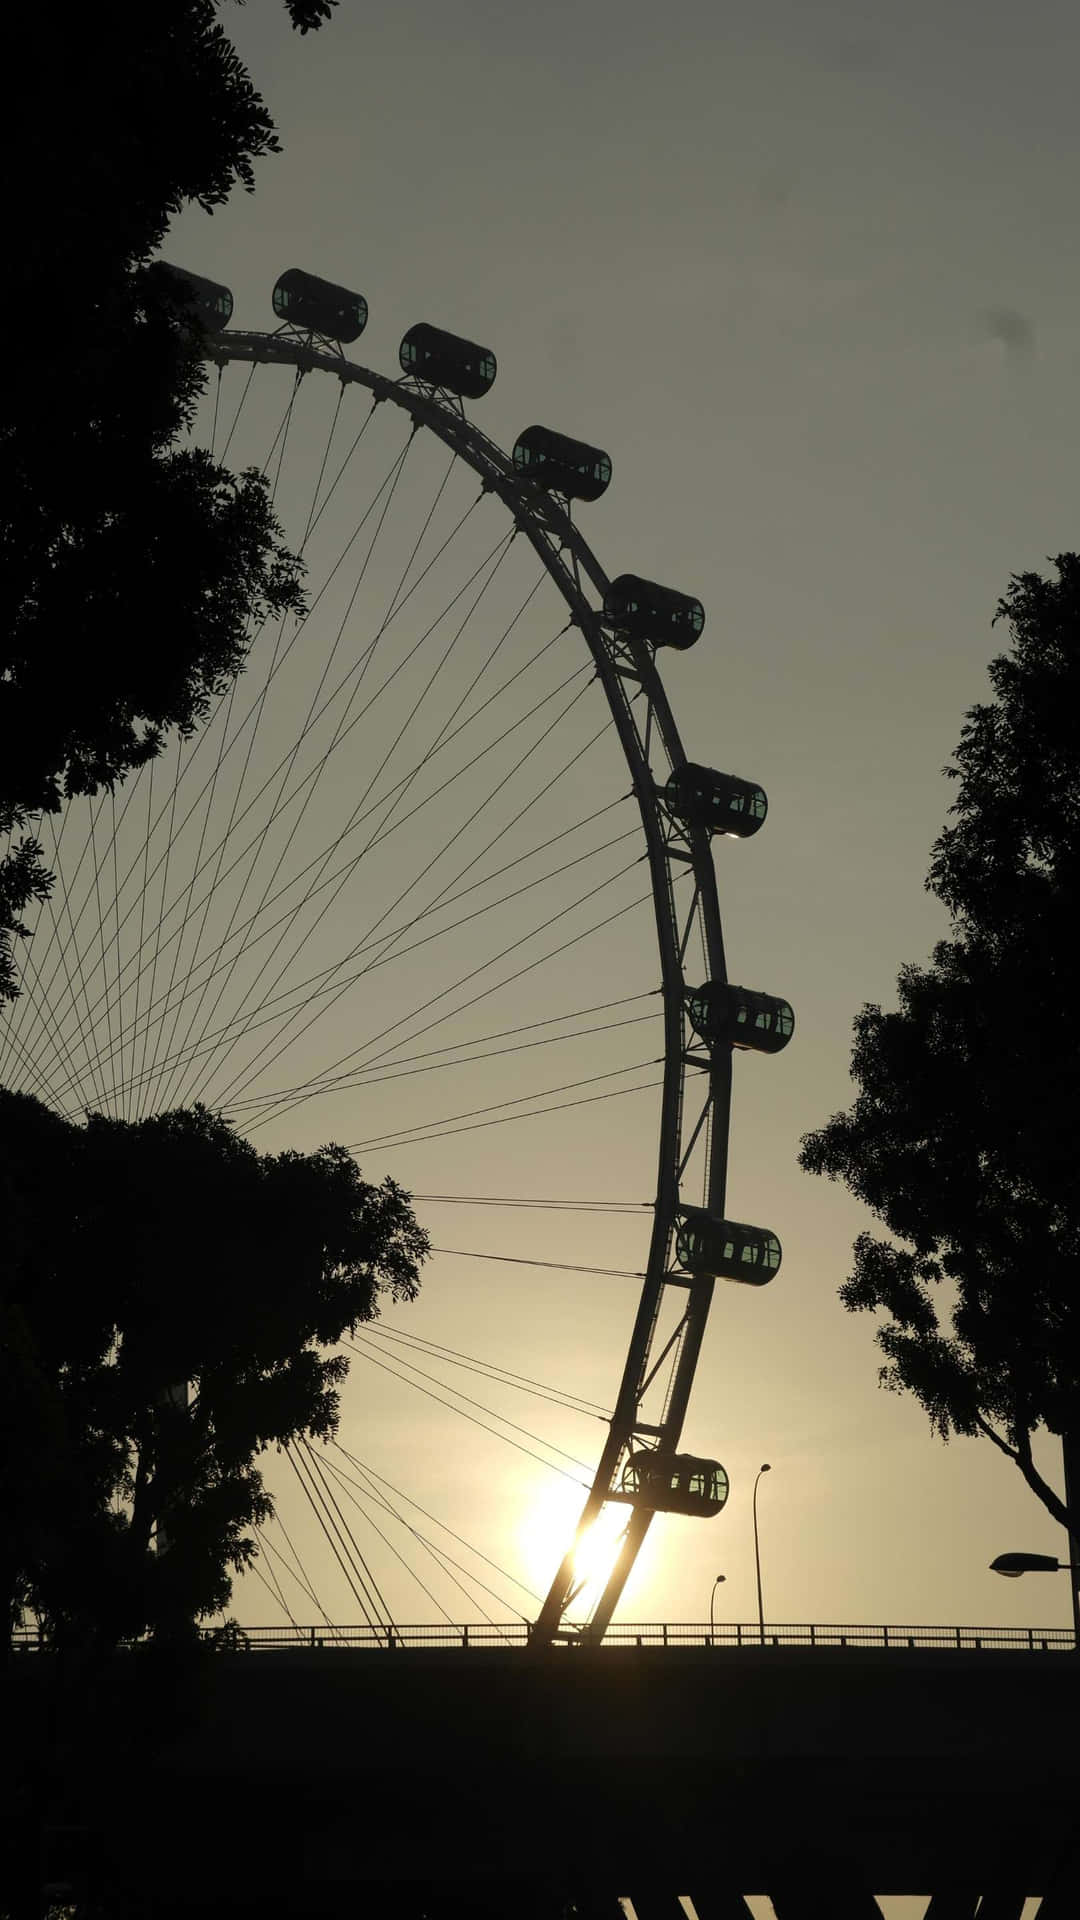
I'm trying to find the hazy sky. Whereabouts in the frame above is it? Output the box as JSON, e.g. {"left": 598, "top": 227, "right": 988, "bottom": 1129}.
{"left": 150, "top": 0, "right": 1080, "bottom": 1655}
{"left": 25, "top": 0, "right": 1080, "bottom": 1686}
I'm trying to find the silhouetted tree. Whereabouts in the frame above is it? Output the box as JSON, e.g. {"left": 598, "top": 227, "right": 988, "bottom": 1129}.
{"left": 0, "top": 1090, "right": 427, "bottom": 1647}
{"left": 800, "top": 556, "right": 1080, "bottom": 1532}
{"left": 0, "top": 2, "right": 338, "bottom": 1001}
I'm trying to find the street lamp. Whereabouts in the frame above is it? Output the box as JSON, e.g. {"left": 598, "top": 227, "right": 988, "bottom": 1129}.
{"left": 709, "top": 1573, "right": 726, "bottom": 1644}
{"left": 753, "top": 1463, "right": 771, "bottom": 1644}
{"left": 990, "top": 1551, "right": 1080, "bottom": 1650}
{"left": 990, "top": 1552, "right": 1080, "bottom": 1576}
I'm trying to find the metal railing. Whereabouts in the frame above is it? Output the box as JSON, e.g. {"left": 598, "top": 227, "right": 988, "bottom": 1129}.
{"left": 10, "top": 1620, "right": 1077, "bottom": 1652}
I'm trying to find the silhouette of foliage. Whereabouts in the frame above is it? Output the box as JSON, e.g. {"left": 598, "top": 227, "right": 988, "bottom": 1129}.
{"left": 0, "top": 2, "right": 337, "bottom": 1001}
{"left": 286, "top": 0, "right": 339, "bottom": 27}
{"left": 800, "top": 557, "right": 1080, "bottom": 1531}
{"left": 0, "top": 1092, "right": 428, "bottom": 1647}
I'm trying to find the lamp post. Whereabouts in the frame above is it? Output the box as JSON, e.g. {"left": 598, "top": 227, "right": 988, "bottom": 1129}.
{"left": 990, "top": 1552, "right": 1080, "bottom": 1650}
{"left": 753, "top": 1463, "right": 771, "bottom": 1644}
{"left": 709, "top": 1573, "right": 726, "bottom": 1645}
{"left": 1061, "top": 1433, "right": 1080, "bottom": 1652}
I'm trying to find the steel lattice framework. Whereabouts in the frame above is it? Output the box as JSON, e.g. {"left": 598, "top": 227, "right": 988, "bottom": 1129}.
{"left": 205, "top": 327, "right": 734, "bottom": 1644}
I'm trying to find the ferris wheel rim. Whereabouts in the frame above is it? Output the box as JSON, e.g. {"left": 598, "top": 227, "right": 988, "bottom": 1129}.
{"left": 206, "top": 322, "right": 734, "bottom": 1643}
{"left": 35, "top": 321, "right": 735, "bottom": 1640}
{"left": 206, "top": 326, "right": 734, "bottom": 1642}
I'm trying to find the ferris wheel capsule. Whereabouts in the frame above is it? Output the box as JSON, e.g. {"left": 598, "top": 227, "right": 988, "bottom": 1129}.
{"left": 603, "top": 574, "right": 705, "bottom": 650}
{"left": 684, "top": 982, "right": 795, "bottom": 1055}
{"left": 272, "top": 268, "right": 368, "bottom": 343}
{"left": 512, "top": 425, "right": 612, "bottom": 502}
{"left": 157, "top": 264, "right": 233, "bottom": 333}
{"left": 675, "top": 1207, "right": 782, "bottom": 1285}
{"left": 399, "top": 322, "right": 497, "bottom": 399}
{"left": 619, "top": 1450, "right": 730, "bottom": 1517}
{"left": 664, "top": 762, "right": 767, "bottom": 838}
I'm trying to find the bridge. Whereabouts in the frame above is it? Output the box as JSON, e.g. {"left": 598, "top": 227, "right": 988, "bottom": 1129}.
{"left": 6, "top": 1625, "right": 1079, "bottom": 1917}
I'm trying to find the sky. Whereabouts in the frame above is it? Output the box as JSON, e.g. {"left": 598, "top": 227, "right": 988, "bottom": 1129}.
{"left": 7, "top": 2, "right": 1076, "bottom": 1911}
{"left": 13, "top": 0, "right": 1080, "bottom": 1687}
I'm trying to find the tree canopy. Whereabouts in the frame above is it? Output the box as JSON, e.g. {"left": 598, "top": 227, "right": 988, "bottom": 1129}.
{"left": 1, "top": 1090, "right": 427, "bottom": 1647}
{"left": 0, "top": 2, "right": 337, "bottom": 1000}
{"left": 800, "top": 556, "right": 1080, "bottom": 1532}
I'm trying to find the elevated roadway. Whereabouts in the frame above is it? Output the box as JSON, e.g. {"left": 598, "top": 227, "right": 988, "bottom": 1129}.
{"left": 6, "top": 1641, "right": 1079, "bottom": 1913}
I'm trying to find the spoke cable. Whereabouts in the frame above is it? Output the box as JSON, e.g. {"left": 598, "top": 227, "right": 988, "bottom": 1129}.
{"left": 266, "top": 1509, "right": 338, "bottom": 1633}
{"left": 428, "top": 1247, "right": 648, "bottom": 1279}
{"left": 195, "top": 668, "right": 606, "bottom": 1119}
{"left": 40, "top": 605, "right": 587, "bottom": 1109}
{"left": 137, "top": 735, "right": 187, "bottom": 1117}
{"left": 299, "top": 1440, "right": 397, "bottom": 1629}
{"left": 362, "top": 1322, "right": 610, "bottom": 1418}
{"left": 247, "top": 1550, "right": 299, "bottom": 1627}
{"left": 46, "top": 788, "right": 627, "bottom": 1119}
{"left": 345, "top": 1333, "right": 596, "bottom": 1470}
{"left": 348, "top": 1054, "right": 658, "bottom": 1152}
{"left": 228, "top": 981, "right": 654, "bottom": 1108}
{"left": 332, "top": 1443, "right": 544, "bottom": 1603}
{"left": 148, "top": 427, "right": 418, "bottom": 1111}
{"left": 178, "top": 520, "right": 519, "bottom": 1110}
{"left": 141, "top": 675, "right": 244, "bottom": 1113}
{"left": 285, "top": 1441, "right": 388, "bottom": 1629}
{"left": 309, "top": 1444, "right": 459, "bottom": 1629}
{"left": 30, "top": 425, "right": 418, "bottom": 1095}
{"left": 227, "top": 1002, "right": 658, "bottom": 1113}
{"left": 343, "top": 1340, "right": 591, "bottom": 1489}
{"left": 414, "top": 1192, "right": 649, "bottom": 1214}
{"left": 157, "top": 425, "right": 438, "bottom": 1110}
{"left": 234, "top": 836, "right": 645, "bottom": 1134}
{"left": 345, "top": 1074, "right": 665, "bottom": 1158}
{"left": 316, "top": 1447, "right": 522, "bottom": 1631}
{"left": 54, "top": 493, "right": 509, "bottom": 1104}
{"left": 218, "top": 360, "right": 257, "bottom": 462}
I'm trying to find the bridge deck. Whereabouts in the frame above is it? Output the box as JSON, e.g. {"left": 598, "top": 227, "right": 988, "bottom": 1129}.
{"left": 6, "top": 1643, "right": 1079, "bottom": 1908}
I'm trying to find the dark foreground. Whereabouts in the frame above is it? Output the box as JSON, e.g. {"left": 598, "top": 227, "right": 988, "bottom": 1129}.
{"left": 4, "top": 1643, "right": 1078, "bottom": 1913}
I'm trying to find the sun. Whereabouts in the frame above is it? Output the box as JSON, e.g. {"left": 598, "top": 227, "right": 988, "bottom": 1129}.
{"left": 516, "top": 1480, "right": 632, "bottom": 1616}
{"left": 566, "top": 1503, "right": 631, "bottom": 1604}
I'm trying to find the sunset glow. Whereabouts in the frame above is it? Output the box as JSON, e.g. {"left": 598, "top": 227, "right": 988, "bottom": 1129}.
{"left": 517, "top": 1480, "right": 662, "bottom": 1622}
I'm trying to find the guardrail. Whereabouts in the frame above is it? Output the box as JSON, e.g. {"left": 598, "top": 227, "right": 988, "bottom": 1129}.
{"left": 11, "top": 1620, "right": 1077, "bottom": 1652}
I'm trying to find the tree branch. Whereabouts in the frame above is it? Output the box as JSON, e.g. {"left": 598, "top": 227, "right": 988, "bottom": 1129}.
{"left": 974, "top": 1413, "right": 1020, "bottom": 1463}
{"left": 975, "top": 1414, "right": 1071, "bottom": 1530}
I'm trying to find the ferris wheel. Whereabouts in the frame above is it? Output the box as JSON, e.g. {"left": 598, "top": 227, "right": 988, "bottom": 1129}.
{"left": 2, "top": 263, "right": 793, "bottom": 1644}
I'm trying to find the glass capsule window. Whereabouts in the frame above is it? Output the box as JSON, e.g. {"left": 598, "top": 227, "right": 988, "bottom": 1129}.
{"left": 603, "top": 575, "right": 705, "bottom": 650}
{"left": 675, "top": 1209, "right": 782, "bottom": 1285}
{"left": 726, "top": 1233, "right": 780, "bottom": 1272}
{"left": 621, "top": 1453, "right": 729, "bottom": 1513}
{"left": 683, "top": 984, "right": 794, "bottom": 1056}
{"left": 516, "top": 446, "right": 609, "bottom": 486}
{"left": 159, "top": 266, "right": 233, "bottom": 333}
{"left": 728, "top": 788, "right": 767, "bottom": 823}
{"left": 512, "top": 428, "right": 612, "bottom": 502}
{"left": 664, "top": 765, "right": 768, "bottom": 839}
{"left": 399, "top": 324, "right": 497, "bottom": 398}
{"left": 272, "top": 269, "right": 368, "bottom": 343}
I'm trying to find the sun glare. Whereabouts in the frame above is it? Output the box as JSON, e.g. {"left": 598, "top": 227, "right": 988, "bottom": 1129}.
{"left": 518, "top": 1481, "right": 634, "bottom": 1617}
{"left": 569, "top": 1504, "right": 631, "bottom": 1603}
